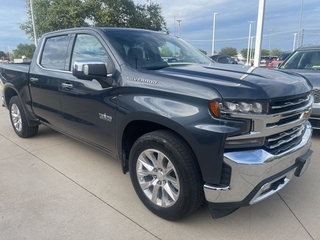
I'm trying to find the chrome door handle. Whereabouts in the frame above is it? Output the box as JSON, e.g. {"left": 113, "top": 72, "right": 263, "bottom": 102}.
{"left": 61, "top": 83, "right": 73, "bottom": 89}
{"left": 30, "top": 77, "right": 38, "bottom": 83}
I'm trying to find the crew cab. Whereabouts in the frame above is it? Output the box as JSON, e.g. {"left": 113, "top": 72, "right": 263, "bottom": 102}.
{"left": 0, "top": 27, "right": 314, "bottom": 220}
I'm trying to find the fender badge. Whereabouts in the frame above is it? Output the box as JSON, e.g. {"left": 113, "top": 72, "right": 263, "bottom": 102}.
{"left": 99, "top": 113, "right": 112, "bottom": 122}
{"left": 127, "top": 77, "right": 158, "bottom": 84}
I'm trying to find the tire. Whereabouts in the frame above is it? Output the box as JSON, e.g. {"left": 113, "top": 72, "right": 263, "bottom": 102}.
{"left": 129, "top": 130, "right": 204, "bottom": 221}
{"left": 9, "top": 96, "right": 38, "bottom": 138}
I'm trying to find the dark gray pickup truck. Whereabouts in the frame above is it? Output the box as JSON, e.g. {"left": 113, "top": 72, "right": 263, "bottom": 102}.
{"left": 0, "top": 27, "right": 314, "bottom": 220}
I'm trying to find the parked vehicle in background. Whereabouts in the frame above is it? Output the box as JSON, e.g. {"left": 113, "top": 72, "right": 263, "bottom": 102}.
{"left": 267, "top": 51, "right": 292, "bottom": 69}
{"left": 209, "top": 54, "right": 238, "bottom": 64}
{"left": 231, "top": 57, "right": 245, "bottom": 65}
{"left": 260, "top": 56, "right": 277, "bottom": 67}
{"left": 280, "top": 45, "right": 320, "bottom": 128}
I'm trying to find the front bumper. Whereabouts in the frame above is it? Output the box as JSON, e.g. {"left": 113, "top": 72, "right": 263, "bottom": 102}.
{"left": 204, "top": 121, "right": 312, "bottom": 207}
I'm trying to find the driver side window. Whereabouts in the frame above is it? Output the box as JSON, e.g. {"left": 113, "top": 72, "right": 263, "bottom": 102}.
{"left": 70, "top": 34, "right": 109, "bottom": 70}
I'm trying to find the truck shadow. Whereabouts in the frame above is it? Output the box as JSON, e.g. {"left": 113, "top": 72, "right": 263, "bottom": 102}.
{"left": 312, "top": 129, "right": 320, "bottom": 138}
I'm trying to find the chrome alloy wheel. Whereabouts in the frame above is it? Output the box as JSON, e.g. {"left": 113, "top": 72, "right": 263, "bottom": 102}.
{"left": 11, "top": 103, "right": 22, "bottom": 132}
{"left": 136, "top": 149, "right": 180, "bottom": 207}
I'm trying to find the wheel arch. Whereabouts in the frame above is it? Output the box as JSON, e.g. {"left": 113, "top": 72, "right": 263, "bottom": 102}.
{"left": 3, "top": 85, "right": 18, "bottom": 108}
{"left": 119, "top": 115, "right": 202, "bottom": 178}
{"left": 4, "top": 85, "right": 39, "bottom": 127}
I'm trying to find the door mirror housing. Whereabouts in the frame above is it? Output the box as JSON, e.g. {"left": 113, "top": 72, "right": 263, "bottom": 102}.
{"left": 72, "top": 60, "right": 107, "bottom": 80}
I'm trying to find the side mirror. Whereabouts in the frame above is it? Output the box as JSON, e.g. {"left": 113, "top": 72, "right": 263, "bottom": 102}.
{"left": 72, "top": 60, "right": 107, "bottom": 80}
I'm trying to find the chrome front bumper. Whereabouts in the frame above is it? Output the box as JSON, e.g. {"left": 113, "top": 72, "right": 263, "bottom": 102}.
{"left": 204, "top": 121, "right": 312, "bottom": 205}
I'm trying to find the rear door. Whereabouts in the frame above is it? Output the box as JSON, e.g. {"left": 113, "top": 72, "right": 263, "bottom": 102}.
{"left": 60, "top": 33, "right": 118, "bottom": 154}
{"left": 29, "top": 34, "right": 72, "bottom": 130}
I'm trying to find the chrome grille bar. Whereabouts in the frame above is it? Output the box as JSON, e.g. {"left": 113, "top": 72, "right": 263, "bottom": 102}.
{"left": 266, "top": 124, "right": 305, "bottom": 149}
{"left": 271, "top": 94, "right": 311, "bottom": 110}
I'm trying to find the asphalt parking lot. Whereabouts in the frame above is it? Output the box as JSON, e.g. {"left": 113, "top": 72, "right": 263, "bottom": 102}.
{"left": 0, "top": 105, "right": 319, "bottom": 240}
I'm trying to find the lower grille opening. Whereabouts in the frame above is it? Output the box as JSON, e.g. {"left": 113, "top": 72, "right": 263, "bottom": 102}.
{"left": 220, "top": 163, "right": 231, "bottom": 187}
{"left": 261, "top": 177, "right": 286, "bottom": 195}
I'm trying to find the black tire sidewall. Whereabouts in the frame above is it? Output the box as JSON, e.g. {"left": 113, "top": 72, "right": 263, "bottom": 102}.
{"left": 129, "top": 132, "right": 196, "bottom": 221}
{"left": 9, "top": 96, "right": 29, "bottom": 138}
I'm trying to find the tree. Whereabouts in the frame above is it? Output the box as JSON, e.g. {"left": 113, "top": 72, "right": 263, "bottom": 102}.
{"left": 240, "top": 48, "right": 273, "bottom": 58}
{"left": 13, "top": 44, "right": 36, "bottom": 59}
{"left": 86, "top": 0, "right": 166, "bottom": 31}
{"left": 0, "top": 51, "right": 7, "bottom": 59}
{"left": 219, "top": 47, "right": 237, "bottom": 56}
{"left": 240, "top": 48, "right": 249, "bottom": 59}
{"left": 270, "top": 48, "right": 282, "bottom": 56}
{"left": 261, "top": 49, "right": 269, "bottom": 56}
{"left": 198, "top": 49, "right": 207, "bottom": 55}
{"left": 20, "top": 0, "right": 167, "bottom": 40}
{"left": 20, "top": 0, "right": 89, "bottom": 40}
{"left": 160, "top": 46, "right": 173, "bottom": 57}
{"left": 242, "top": 48, "right": 255, "bottom": 58}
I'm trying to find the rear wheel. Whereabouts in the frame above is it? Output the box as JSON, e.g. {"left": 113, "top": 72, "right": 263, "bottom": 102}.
{"left": 129, "top": 130, "right": 204, "bottom": 221}
{"left": 9, "top": 96, "right": 38, "bottom": 138}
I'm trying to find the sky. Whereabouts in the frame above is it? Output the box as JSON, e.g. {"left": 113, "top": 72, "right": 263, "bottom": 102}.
{"left": 0, "top": 0, "right": 320, "bottom": 58}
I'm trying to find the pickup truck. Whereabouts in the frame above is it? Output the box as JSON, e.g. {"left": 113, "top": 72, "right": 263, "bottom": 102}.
{"left": 0, "top": 27, "right": 314, "bottom": 221}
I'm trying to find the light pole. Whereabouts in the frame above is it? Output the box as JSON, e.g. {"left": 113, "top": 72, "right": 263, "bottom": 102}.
{"left": 297, "top": 0, "right": 304, "bottom": 47}
{"left": 176, "top": 20, "right": 182, "bottom": 38}
{"left": 171, "top": 12, "right": 179, "bottom": 36}
{"left": 30, "top": 0, "right": 38, "bottom": 46}
{"left": 250, "top": 36, "right": 255, "bottom": 62}
{"left": 211, "top": 12, "right": 220, "bottom": 55}
{"left": 268, "top": 28, "right": 275, "bottom": 54}
{"left": 246, "top": 21, "right": 255, "bottom": 66}
{"left": 293, "top": 33, "right": 297, "bottom": 51}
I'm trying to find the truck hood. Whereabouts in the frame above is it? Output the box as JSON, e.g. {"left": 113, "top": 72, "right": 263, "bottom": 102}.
{"left": 123, "top": 64, "right": 312, "bottom": 101}
{"left": 278, "top": 69, "right": 320, "bottom": 88}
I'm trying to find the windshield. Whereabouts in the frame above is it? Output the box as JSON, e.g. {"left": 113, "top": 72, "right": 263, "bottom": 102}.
{"left": 103, "top": 29, "right": 212, "bottom": 69}
{"left": 281, "top": 49, "right": 320, "bottom": 70}
{"left": 278, "top": 52, "right": 291, "bottom": 61}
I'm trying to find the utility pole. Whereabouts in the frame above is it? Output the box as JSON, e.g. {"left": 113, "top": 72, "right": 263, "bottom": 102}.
{"left": 171, "top": 12, "right": 179, "bottom": 36}
{"left": 297, "top": 0, "right": 304, "bottom": 47}
{"left": 293, "top": 33, "right": 297, "bottom": 51}
{"left": 30, "top": 0, "right": 38, "bottom": 46}
{"left": 246, "top": 21, "right": 255, "bottom": 66}
{"left": 211, "top": 12, "right": 220, "bottom": 55}
{"left": 268, "top": 28, "right": 275, "bottom": 54}
{"left": 176, "top": 20, "right": 182, "bottom": 38}
{"left": 253, "top": 0, "right": 266, "bottom": 67}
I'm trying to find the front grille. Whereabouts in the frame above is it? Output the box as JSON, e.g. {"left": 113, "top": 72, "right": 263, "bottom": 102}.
{"left": 313, "top": 88, "right": 320, "bottom": 103}
{"left": 225, "top": 92, "right": 312, "bottom": 156}
{"left": 265, "top": 124, "right": 306, "bottom": 155}
{"left": 269, "top": 94, "right": 311, "bottom": 114}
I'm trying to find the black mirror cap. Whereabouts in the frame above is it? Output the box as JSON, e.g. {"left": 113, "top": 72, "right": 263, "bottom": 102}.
{"left": 72, "top": 60, "right": 107, "bottom": 80}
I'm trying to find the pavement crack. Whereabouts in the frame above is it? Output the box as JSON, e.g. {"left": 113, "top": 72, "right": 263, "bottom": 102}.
{"left": 278, "top": 193, "right": 314, "bottom": 240}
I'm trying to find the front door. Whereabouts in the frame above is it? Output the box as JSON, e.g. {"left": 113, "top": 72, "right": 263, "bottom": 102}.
{"left": 60, "top": 34, "right": 118, "bottom": 154}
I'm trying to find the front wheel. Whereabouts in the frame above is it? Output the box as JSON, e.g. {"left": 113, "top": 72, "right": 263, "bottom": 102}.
{"left": 129, "top": 130, "right": 204, "bottom": 221}
{"left": 9, "top": 96, "right": 38, "bottom": 138}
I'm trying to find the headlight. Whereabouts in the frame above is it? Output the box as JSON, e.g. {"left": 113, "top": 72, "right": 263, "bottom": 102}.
{"left": 210, "top": 101, "right": 267, "bottom": 117}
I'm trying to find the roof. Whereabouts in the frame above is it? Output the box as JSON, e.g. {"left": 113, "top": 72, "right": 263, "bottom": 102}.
{"left": 297, "top": 44, "right": 320, "bottom": 50}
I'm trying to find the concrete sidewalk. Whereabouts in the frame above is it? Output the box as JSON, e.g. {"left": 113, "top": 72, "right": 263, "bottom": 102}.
{"left": 0, "top": 105, "right": 319, "bottom": 240}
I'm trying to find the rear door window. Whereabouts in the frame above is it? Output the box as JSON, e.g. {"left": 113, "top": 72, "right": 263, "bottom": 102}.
{"left": 40, "top": 35, "right": 70, "bottom": 70}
